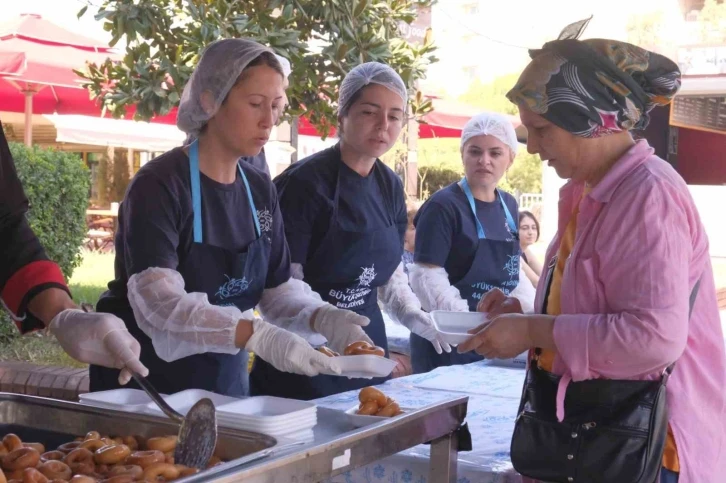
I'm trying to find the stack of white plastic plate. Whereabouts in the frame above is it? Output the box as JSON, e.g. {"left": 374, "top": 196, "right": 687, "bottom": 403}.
{"left": 142, "top": 389, "right": 239, "bottom": 416}
{"left": 216, "top": 396, "right": 317, "bottom": 440}
{"left": 79, "top": 388, "right": 160, "bottom": 413}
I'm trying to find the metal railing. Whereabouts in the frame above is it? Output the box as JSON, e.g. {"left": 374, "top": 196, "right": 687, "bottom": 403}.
{"left": 519, "top": 193, "right": 543, "bottom": 212}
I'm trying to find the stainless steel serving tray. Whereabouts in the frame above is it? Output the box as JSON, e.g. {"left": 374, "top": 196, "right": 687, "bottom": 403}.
{"left": 0, "top": 392, "right": 276, "bottom": 478}
{"left": 0, "top": 392, "right": 470, "bottom": 483}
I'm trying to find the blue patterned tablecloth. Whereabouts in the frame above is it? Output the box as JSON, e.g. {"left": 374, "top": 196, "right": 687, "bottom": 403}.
{"left": 315, "top": 312, "right": 726, "bottom": 482}
{"left": 316, "top": 361, "right": 526, "bottom": 483}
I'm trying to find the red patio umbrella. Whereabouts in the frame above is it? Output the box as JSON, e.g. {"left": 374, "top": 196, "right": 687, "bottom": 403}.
{"left": 0, "top": 13, "right": 120, "bottom": 145}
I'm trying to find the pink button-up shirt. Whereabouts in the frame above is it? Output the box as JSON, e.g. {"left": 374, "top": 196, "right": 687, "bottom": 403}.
{"left": 532, "top": 140, "right": 726, "bottom": 482}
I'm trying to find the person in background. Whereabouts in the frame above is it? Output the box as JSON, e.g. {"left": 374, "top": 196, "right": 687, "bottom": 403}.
{"left": 251, "top": 62, "right": 450, "bottom": 400}
{"left": 402, "top": 202, "right": 418, "bottom": 275}
{"left": 241, "top": 54, "right": 292, "bottom": 176}
{"left": 518, "top": 210, "right": 542, "bottom": 285}
{"left": 462, "top": 32, "right": 726, "bottom": 483}
{"left": 0, "top": 120, "right": 148, "bottom": 384}
{"left": 407, "top": 112, "right": 535, "bottom": 374}
{"left": 89, "top": 39, "right": 370, "bottom": 397}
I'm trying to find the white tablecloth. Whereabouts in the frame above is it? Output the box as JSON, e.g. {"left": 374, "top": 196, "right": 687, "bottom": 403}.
{"left": 316, "top": 361, "right": 526, "bottom": 483}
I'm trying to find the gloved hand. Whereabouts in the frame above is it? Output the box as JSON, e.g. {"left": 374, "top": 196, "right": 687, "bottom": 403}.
{"left": 246, "top": 317, "right": 341, "bottom": 376}
{"left": 312, "top": 304, "right": 373, "bottom": 354}
{"left": 401, "top": 310, "right": 452, "bottom": 354}
{"left": 49, "top": 309, "right": 149, "bottom": 385}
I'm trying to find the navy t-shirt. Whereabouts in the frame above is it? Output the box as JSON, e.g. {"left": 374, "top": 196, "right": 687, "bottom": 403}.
{"left": 103, "top": 147, "right": 290, "bottom": 302}
{"left": 274, "top": 144, "right": 407, "bottom": 266}
{"left": 414, "top": 183, "right": 519, "bottom": 284}
{"left": 241, "top": 148, "right": 269, "bottom": 176}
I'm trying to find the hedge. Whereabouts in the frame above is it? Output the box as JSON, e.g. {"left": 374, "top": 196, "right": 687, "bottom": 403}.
{"left": 8, "top": 143, "right": 90, "bottom": 280}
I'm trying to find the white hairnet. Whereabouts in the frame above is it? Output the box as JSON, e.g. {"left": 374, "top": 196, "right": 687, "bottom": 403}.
{"left": 460, "top": 112, "right": 519, "bottom": 156}
{"left": 274, "top": 54, "right": 292, "bottom": 79}
{"left": 338, "top": 62, "right": 408, "bottom": 116}
{"left": 177, "top": 38, "right": 282, "bottom": 136}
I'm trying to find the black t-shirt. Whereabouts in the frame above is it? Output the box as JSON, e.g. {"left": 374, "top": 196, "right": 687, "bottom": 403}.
{"left": 105, "top": 147, "right": 290, "bottom": 300}
{"left": 274, "top": 143, "right": 407, "bottom": 266}
{"left": 241, "top": 148, "right": 269, "bottom": 176}
{"left": 414, "top": 183, "right": 519, "bottom": 283}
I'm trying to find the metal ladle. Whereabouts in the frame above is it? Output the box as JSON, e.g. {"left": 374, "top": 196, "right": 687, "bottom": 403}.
{"left": 132, "top": 372, "right": 217, "bottom": 469}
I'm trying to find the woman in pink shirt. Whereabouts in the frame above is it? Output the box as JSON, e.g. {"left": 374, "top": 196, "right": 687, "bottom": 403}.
{"left": 459, "top": 19, "right": 726, "bottom": 483}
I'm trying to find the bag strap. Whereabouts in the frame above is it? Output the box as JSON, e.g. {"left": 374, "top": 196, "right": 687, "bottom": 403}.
{"left": 662, "top": 275, "right": 702, "bottom": 381}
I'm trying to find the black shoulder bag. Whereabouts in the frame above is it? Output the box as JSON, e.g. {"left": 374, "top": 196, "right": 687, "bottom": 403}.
{"left": 510, "top": 256, "right": 701, "bottom": 483}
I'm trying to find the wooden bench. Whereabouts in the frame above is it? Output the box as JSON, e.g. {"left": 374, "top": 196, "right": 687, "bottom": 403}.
{"left": 85, "top": 229, "right": 114, "bottom": 252}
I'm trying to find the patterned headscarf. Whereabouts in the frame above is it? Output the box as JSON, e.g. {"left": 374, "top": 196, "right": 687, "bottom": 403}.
{"left": 507, "top": 17, "right": 682, "bottom": 138}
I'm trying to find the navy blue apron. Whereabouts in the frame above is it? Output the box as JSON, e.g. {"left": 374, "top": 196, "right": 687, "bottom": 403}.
{"left": 250, "top": 160, "right": 403, "bottom": 400}
{"left": 411, "top": 178, "right": 520, "bottom": 374}
{"left": 90, "top": 141, "right": 270, "bottom": 396}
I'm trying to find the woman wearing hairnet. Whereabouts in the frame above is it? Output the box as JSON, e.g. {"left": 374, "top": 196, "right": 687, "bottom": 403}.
{"left": 407, "top": 112, "right": 534, "bottom": 373}
{"left": 240, "top": 54, "right": 291, "bottom": 175}
{"left": 89, "top": 39, "right": 373, "bottom": 396}
{"left": 250, "top": 62, "right": 450, "bottom": 400}
{"left": 459, "top": 19, "right": 726, "bottom": 483}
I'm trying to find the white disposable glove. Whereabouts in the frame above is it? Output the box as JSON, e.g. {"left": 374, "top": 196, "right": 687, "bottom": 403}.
{"left": 401, "top": 311, "right": 451, "bottom": 354}
{"left": 408, "top": 263, "right": 469, "bottom": 313}
{"left": 127, "top": 267, "right": 245, "bottom": 362}
{"left": 379, "top": 263, "right": 452, "bottom": 354}
{"left": 257, "top": 277, "right": 327, "bottom": 345}
{"left": 312, "top": 304, "right": 373, "bottom": 353}
{"left": 290, "top": 263, "right": 304, "bottom": 281}
{"left": 49, "top": 309, "right": 149, "bottom": 385}
{"left": 245, "top": 317, "right": 341, "bottom": 376}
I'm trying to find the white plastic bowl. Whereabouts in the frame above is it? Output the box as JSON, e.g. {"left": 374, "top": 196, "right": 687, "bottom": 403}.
{"left": 430, "top": 311, "right": 490, "bottom": 346}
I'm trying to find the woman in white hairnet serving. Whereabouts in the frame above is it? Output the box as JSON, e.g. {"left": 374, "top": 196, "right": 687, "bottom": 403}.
{"left": 250, "top": 62, "right": 450, "bottom": 400}
{"left": 89, "top": 39, "right": 371, "bottom": 396}
{"left": 240, "top": 54, "right": 291, "bottom": 175}
{"left": 408, "top": 112, "right": 535, "bottom": 373}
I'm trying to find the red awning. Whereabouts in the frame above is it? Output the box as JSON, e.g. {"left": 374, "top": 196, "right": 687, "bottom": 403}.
{"left": 0, "top": 14, "right": 123, "bottom": 144}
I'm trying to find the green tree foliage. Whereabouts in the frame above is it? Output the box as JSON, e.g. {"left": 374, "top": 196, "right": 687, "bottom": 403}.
{"left": 458, "top": 73, "right": 520, "bottom": 115}
{"left": 383, "top": 137, "right": 541, "bottom": 199}
{"left": 697, "top": 0, "right": 726, "bottom": 44}
{"left": 78, "top": 0, "right": 438, "bottom": 137}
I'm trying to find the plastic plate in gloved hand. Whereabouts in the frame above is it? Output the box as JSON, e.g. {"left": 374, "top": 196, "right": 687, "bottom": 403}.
{"left": 325, "top": 355, "right": 398, "bottom": 379}
{"left": 430, "top": 311, "right": 490, "bottom": 346}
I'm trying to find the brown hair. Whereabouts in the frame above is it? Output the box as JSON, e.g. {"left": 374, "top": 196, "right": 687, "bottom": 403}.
{"left": 519, "top": 210, "right": 540, "bottom": 242}
{"left": 406, "top": 202, "right": 419, "bottom": 226}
